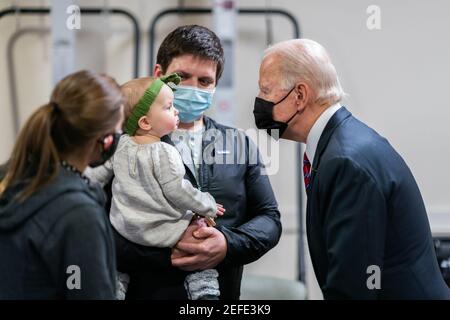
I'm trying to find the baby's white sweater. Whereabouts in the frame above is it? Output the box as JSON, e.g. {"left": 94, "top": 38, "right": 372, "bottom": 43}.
{"left": 85, "top": 135, "right": 216, "bottom": 247}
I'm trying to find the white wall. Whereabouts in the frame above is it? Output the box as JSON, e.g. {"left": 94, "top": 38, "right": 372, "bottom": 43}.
{"left": 2, "top": 0, "right": 450, "bottom": 300}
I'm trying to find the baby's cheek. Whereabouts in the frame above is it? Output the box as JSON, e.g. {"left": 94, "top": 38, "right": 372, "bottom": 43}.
{"left": 167, "top": 119, "right": 176, "bottom": 130}
{"left": 171, "top": 117, "right": 179, "bottom": 127}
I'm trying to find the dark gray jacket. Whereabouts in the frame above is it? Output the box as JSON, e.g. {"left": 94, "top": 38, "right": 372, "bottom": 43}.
{"left": 0, "top": 167, "right": 117, "bottom": 299}
{"left": 114, "top": 116, "right": 282, "bottom": 299}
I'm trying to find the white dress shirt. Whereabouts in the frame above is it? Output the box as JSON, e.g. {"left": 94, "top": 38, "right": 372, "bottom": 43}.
{"left": 305, "top": 103, "right": 342, "bottom": 169}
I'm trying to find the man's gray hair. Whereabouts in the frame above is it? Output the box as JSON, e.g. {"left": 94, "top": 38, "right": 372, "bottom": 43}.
{"left": 264, "top": 39, "right": 345, "bottom": 105}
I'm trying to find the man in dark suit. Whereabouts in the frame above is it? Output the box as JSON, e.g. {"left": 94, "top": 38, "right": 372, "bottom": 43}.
{"left": 253, "top": 38, "right": 450, "bottom": 299}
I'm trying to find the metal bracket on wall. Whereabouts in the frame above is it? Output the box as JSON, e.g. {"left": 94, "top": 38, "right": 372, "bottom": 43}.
{"left": 7, "top": 27, "right": 49, "bottom": 136}
{"left": 148, "top": 7, "right": 300, "bottom": 73}
{"left": 0, "top": 6, "right": 141, "bottom": 135}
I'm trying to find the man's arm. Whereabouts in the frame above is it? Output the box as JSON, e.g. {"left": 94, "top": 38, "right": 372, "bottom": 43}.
{"left": 319, "top": 157, "right": 387, "bottom": 299}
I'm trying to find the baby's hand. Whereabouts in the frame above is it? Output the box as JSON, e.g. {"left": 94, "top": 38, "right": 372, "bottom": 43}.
{"left": 191, "top": 216, "right": 208, "bottom": 228}
{"left": 216, "top": 203, "right": 226, "bottom": 216}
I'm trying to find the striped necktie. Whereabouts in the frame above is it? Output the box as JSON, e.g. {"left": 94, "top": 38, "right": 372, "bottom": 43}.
{"left": 303, "top": 152, "right": 311, "bottom": 190}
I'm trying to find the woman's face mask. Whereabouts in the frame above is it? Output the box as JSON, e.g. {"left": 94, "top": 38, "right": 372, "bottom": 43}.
{"left": 89, "top": 132, "right": 121, "bottom": 167}
{"left": 173, "top": 85, "right": 215, "bottom": 123}
{"left": 253, "top": 87, "right": 298, "bottom": 140}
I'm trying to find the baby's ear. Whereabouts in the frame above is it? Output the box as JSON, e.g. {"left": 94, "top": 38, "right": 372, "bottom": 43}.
{"left": 138, "top": 115, "right": 152, "bottom": 131}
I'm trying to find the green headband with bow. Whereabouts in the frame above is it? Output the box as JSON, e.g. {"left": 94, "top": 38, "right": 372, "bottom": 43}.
{"left": 125, "top": 73, "right": 181, "bottom": 135}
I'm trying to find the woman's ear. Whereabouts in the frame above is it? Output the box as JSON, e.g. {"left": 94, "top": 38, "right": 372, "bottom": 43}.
{"left": 138, "top": 115, "right": 152, "bottom": 131}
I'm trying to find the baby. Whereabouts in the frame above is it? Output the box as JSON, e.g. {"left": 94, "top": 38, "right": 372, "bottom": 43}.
{"left": 85, "top": 74, "right": 225, "bottom": 300}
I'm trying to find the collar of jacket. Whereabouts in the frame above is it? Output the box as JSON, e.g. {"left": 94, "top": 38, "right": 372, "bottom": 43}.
{"left": 161, "top": 116, "right": 222, "bottom": 188}
{"left": 0, "top": 167, "right": 106, "bottom": 231}
{"left": 311, "top": 106, "right": 352, "bottom": 176}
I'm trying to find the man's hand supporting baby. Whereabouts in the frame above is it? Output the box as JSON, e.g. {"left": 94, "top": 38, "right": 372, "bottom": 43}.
{"left": 171, "top": 207, "right": 227, "bottom": 271}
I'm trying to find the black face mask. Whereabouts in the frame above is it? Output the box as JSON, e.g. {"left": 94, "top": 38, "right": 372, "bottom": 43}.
{"left": 89, "top": 132, "right": 121, "bottom": 167}
{"left": 253, "top": 87, "right": 299, "bottom": 140}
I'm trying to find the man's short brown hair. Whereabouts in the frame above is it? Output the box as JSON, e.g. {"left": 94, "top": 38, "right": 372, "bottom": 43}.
{"left": 156, "top": 25, "right": 224, "bottom": 83}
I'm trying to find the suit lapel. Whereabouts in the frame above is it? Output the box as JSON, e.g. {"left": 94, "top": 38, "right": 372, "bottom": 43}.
{"left": 305, "top": 107, "right": 352, "bottom": 283}
{"left": 309, "top": 107, "right": 352, "bottom": 188}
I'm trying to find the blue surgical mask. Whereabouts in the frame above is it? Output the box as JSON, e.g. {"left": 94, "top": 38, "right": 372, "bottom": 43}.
{"left": 173, "top": 85, "right": 215, "bottom": 123}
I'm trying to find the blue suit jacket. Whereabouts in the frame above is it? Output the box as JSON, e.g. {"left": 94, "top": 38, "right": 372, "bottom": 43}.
{"left": 306, "top": 107, "right": 450, "bottom": 299}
